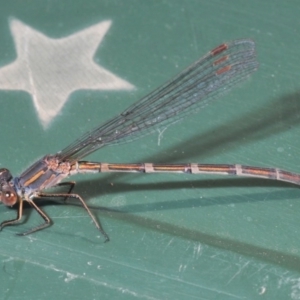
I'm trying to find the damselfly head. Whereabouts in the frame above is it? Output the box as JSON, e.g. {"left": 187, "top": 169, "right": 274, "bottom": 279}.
{"left": 0, "top": 168, "right": 18, "bottom": 206}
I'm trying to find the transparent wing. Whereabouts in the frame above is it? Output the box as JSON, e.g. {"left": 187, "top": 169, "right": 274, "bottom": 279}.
{"left": 57, "top": 39, "right": 258, "bottom": 162}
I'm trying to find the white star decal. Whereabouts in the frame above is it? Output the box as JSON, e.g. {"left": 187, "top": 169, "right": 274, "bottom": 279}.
{"left": 0, "top": 19, "right": 134, "bottom": 127}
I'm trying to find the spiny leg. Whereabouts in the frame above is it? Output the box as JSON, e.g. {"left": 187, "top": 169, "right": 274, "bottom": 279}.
{"left": 0, "top": 198, "right": 24, "bottom": 230}
{"left": 16, "top": 198, "right": 51, "bottom": 236}
{"left": 38, "top": 192, "right": 109, "bottom": 242}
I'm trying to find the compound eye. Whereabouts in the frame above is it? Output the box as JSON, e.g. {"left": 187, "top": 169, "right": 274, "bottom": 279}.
{"left": 0, "top": 190, "right": 17, "bottom": 206}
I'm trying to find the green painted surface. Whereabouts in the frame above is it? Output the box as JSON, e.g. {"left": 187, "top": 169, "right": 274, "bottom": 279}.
{"left": 0, "top": 0, "right": 300, "bottom": 299}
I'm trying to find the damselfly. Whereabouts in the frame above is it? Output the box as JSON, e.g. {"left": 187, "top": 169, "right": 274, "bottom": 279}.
{"left": 1, "top": 39, "right": 297, "bottom": 241}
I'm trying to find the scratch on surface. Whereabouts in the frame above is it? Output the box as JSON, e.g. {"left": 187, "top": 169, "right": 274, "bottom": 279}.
{"left": 156, "top": 120, "right": 180, "bottom": 146}
{"left": 2, "top": 256, "right": 157, "bottom": 300}
{"left": 52, "top": 215, "right": 90, "bottom": 219}
{"left": 156, "top": 127, "right": 168, "bottom": 146}
{"left": 167, "top": 238, "right": 174, "bottom": 246}
{"left": 227, "top": 261, "right": 250, "bottom": 285}
{"left": 162, "top": 238, "right": 174, "bottom": 253}
{"left": 12, "top": 239, "right": 244, "bottom": 299}
{"left": 248, "top": 263, "right": 267, "bottom": 278}
{"left": 2, "top": 257, "right": 14, "bottom": 263}
{"left": 179, "top": 264, "right": 187, "bottom": 273}
{"left": 189, "top": 19, "right": 199, "bottom": 53}
{"left": 64, "top": 272, "right": 78, "bottom": 283}
{"left": 185, "top": 242, "right": 191, "bottom": 253}
{"left": 193, "top": 243, "right": 202, "bottom": 259}
{"left": 141, "top": 233, "right": 146, "bottom": 241}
